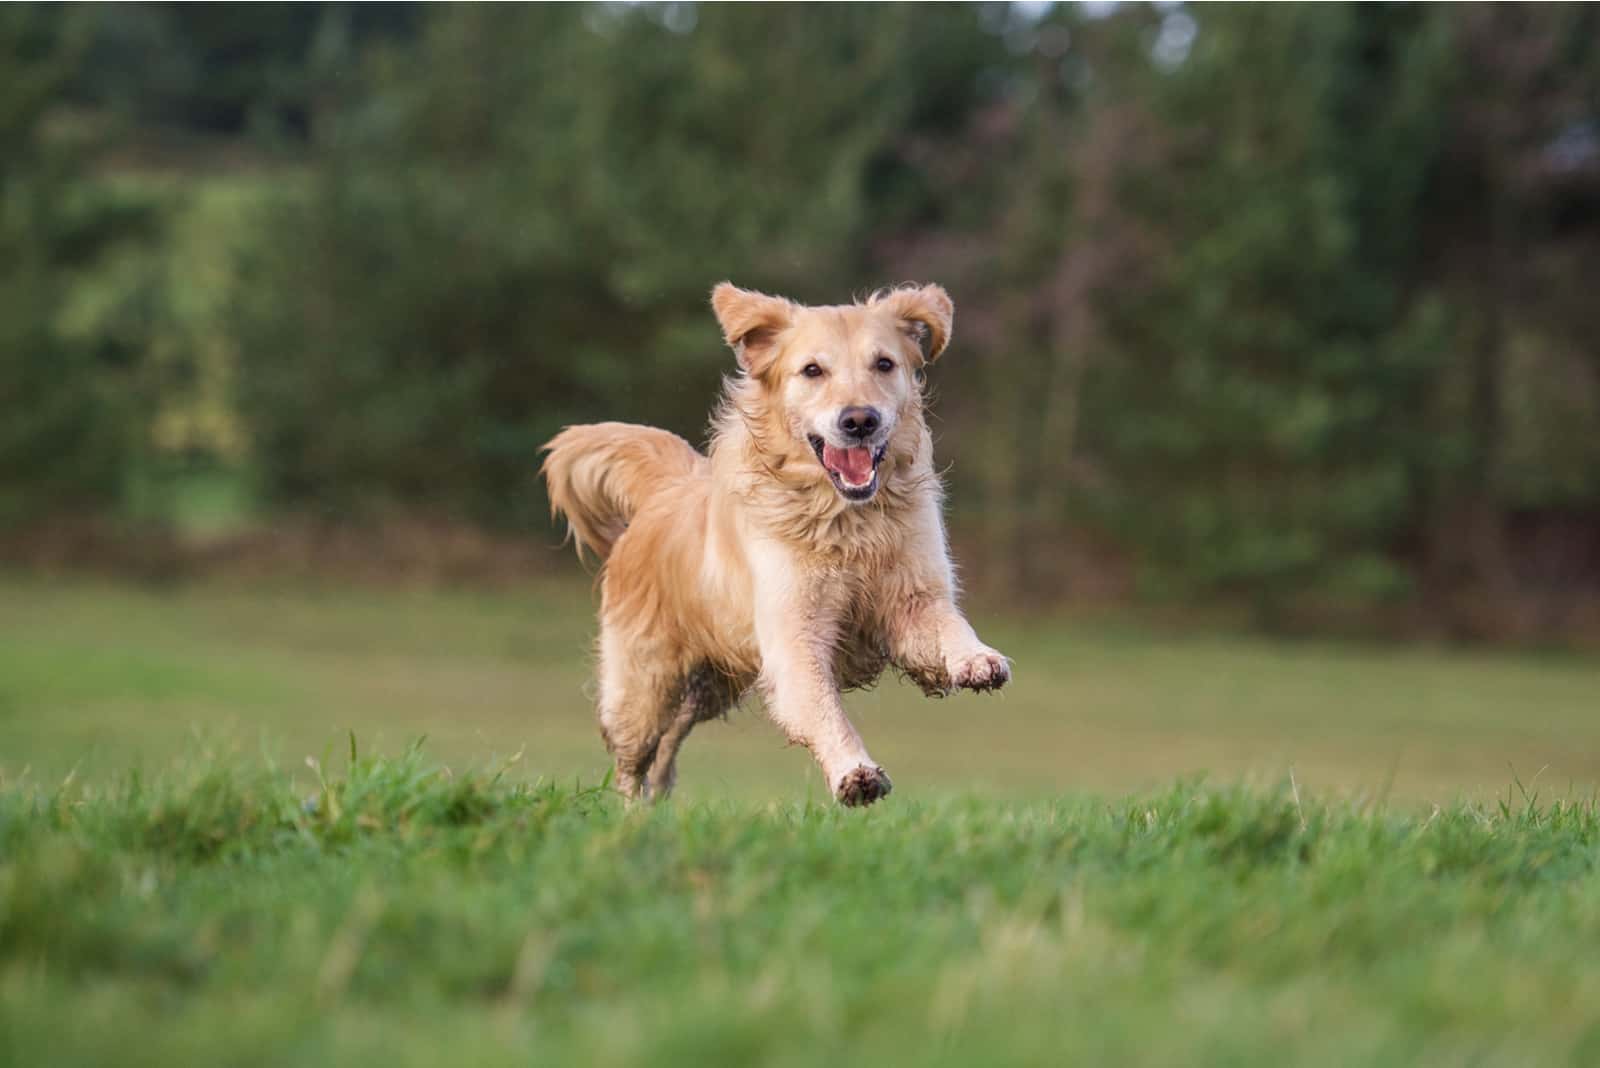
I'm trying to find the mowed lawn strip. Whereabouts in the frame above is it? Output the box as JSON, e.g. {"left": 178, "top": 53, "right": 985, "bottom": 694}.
{"left": 3, "top": 745, "right": 1599, "bottom": 1066}
{"left": 3, "top": 576, "right": 1600, "bottom": 800}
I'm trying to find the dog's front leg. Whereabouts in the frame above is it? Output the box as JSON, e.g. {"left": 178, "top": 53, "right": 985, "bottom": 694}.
{"left": 889, "top": 594, "right": 1011, "bottom": 697}
{"left": 750, "top": 549, "right": 891, "bottom": 807}
{"left": 885, "top": 496, "right": 1010, "bottom": 696}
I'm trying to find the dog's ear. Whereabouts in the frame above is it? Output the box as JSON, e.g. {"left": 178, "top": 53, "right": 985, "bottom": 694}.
{"left": 711, "top": 282, "right": 795, "bottom": 375}
{"left": 876, "top": 284, "right": 954, "bottom": 363}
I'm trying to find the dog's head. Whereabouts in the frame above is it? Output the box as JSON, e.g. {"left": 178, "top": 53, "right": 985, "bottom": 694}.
{"left": 711, "top": 282, "right": 952, "bottom": 504}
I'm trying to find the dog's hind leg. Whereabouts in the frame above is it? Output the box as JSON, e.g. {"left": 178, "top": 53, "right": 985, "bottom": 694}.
{"left": 595, "top": 625, "right": 680, "bottom": 802}
{"left": 643, "top": 665, "right": 739, "bottom": 800}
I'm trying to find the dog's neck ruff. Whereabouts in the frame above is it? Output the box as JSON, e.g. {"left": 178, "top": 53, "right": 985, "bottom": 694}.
{"left": 709, "top": 380, "right": 930, "bottom": 559}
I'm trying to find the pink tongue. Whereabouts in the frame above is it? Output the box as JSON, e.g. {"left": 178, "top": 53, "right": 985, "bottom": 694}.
{"left": 823, "top": 445, "right": 874, "bottom": 486}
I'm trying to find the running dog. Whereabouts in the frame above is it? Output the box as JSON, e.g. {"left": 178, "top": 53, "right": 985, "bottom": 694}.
{"left": 541, "top": 283, "right": 1009, "bottom": 806}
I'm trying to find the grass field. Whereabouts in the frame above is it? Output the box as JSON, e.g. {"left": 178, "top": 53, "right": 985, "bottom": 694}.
{"left": 5, "top": 576, "right": 1600, "bottom": 801}
{"left": 4, "top": 575, "right": 1600, "bottom": 1064}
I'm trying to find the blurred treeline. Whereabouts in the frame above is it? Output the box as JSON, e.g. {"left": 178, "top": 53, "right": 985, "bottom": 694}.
{"left": 5, "top": 3, "right": 1600, "bottom": 636}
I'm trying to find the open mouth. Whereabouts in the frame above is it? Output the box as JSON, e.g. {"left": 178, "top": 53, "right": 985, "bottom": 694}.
{"left": 808, "top": 435, "right": 888, "bottom": 502}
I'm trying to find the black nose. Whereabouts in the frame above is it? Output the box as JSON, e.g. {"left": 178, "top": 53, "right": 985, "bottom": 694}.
{"left": 837, "top": 406, "right": 881, "bottom": 441}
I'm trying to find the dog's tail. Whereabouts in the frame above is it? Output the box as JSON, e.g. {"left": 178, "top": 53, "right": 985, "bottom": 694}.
{"left": 540, "top": 422, "right": 704, "bottom": 560}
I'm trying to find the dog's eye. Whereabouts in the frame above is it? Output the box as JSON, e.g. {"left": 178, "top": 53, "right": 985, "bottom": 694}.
{"left": 873, "top": 356, "right": 895, "bottom": 373}
{"left": 801, "top": 363, "right": 824, "bottom": 378}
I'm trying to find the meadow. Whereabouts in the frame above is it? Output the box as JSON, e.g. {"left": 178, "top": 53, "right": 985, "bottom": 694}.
{"left": 3, "top": 576, "right": 1600, "bottom": 1064}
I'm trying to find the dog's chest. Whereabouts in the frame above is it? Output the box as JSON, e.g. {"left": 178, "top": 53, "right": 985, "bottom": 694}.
{"left": 835, "top": 640, "right": 891, "bottom": 691}
{"left": 833, "top": 602, "right": 892, "bottom": 691}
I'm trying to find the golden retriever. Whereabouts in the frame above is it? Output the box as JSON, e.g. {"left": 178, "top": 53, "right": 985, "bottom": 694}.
{"left": 541, "top": 283, "right": 1009, "bottom": 806}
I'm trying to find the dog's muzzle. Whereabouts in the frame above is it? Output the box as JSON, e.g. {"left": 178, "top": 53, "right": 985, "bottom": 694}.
{"left": 808, "top": 434, "right": 888, "bottom": 503}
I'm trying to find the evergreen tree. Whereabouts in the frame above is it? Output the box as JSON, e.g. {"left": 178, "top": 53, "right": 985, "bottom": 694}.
{"left": 1084, "top": 5, "right": 1457, "bottom": 611}
{"left": 234, "top": 4, "right": 998, "bottom": 525}
{"left": 0, "top": 7, "right": 156, "bottom": 524}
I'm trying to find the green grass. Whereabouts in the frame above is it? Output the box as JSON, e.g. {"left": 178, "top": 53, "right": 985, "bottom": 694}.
{"left": 4, "top": 575, "right": 1600, "bottom": 1064}
{"left": 3, "top": 575, "right": 1599, "bottom": 801}
{"left": 3, "top": 744, "right": 1599, "bottom": 1065}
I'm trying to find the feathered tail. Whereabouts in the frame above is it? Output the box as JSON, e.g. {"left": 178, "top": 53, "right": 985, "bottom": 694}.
{"left": 539, "top": 422, "right": 704, "bottom": 559}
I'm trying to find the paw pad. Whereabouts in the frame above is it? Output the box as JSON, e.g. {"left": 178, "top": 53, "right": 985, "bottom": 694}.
{"left": 836, "top": 765, "right": 893, "bottom": 807}
{"left": 951, "top": 651, "right": 1011, "bottom": 693}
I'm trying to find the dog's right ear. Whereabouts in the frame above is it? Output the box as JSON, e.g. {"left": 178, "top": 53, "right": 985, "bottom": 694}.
{"left": 711, "top": 282, "right": 794, "bottom": 376}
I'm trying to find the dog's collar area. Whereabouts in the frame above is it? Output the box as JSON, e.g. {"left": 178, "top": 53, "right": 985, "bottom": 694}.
{"left": 808, "top": 435, "right": 887, "bottom": 503}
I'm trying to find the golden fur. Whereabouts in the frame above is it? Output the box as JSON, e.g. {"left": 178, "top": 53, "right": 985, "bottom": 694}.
{"left": 541, "top": 282, "right": 1009, "bottom": 806}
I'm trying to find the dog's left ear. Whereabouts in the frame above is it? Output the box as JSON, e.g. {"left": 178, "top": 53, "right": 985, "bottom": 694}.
{"left": 877, "top": 284, "right": 954, "bottom": 363}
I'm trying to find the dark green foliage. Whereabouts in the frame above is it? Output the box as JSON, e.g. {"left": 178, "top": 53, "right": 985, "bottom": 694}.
{"left": 0, "top": 7, "right": 158, "bottom": 524}
{"left": 73, "top": 3, "right": 421, "bottom": 138}
{"left": 232, "top": 5, "right": 1002, "bottom": 525}
{"left": 1090, "top": 6, "right": 1457, "bottom": 601}
{"left": 903, "top": 4, "right": 1600, "bottom": 618}
{"left": 4, "top": 4, "right": 1600, "bottom": 624}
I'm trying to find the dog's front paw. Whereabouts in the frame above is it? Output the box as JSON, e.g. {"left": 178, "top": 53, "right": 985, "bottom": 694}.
{"left": 948, "top": 647, "right": 1011, "bottom": 693}
{"left": 835, "top": 765, "right": 893, "bottom": 807}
